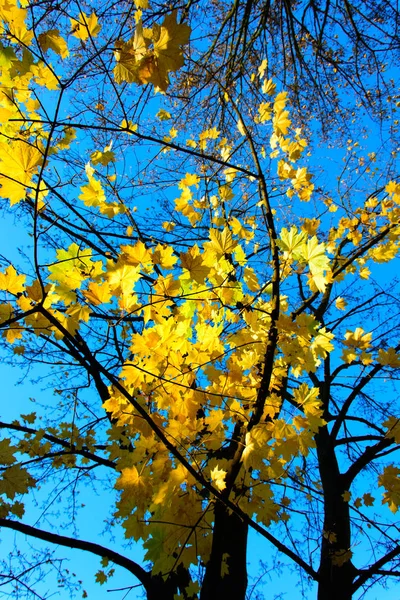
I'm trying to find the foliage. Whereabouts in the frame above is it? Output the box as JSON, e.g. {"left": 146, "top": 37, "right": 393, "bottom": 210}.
{"left": 0, "top": 1, "right": 400, "bottom": 599}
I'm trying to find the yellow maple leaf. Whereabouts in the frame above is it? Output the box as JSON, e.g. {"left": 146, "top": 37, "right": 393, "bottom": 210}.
{"left": 0, "top": 304, "right": 12, "bottom": 326}
{"left": 202, "top": 409, "right": 224, "bottom": 433}
{"left": 113, "top": 24, "right": 149, "bottom": 84}
{"left": 115, "top": 465, "right": 140, "bottom": 488}
{"left": 0, "top": 439, "right": 17, "bottom": 465}
{"left": 274, "top": 91, "right": 288, "bottom": 112}
{"left": 210, "top": 466, "right": 227, "bottom": 491}
{"left": 70, "top": 12, "right": 101, "bottom": 40}
{"left": 342, "top": 490, "right": 351, "bottom": 502}
{"left": 0, "top": 141, "right": 42, "bottom": 204}
{"left": 153, "top": 274, "right": 181, "bottom": 297}
{"left": 335, "top": 297, "right": 347, "bottom": 310}
{"left": 162, "top": 221, "right": 175, "bottom": 232}
{"left": 262, "top": 78, "right": 276, "bottom": 95}
{"left": 38, "top": 29, "right": 69, "bottom": 58}
{"left": 383, "top": 416, "right": 400, "bottom": 443}
{"left": 230, "top": 217, "right": 254, "bottom": 241}
{"left": 152, "top": 244, "right": 178, "bottom": 269}
{"left": 359, "top": 266, "right": 371, "bottom": 279}
{"left": 3, "top": 323, "right": 24, "bottom": 344}
{"left": 56, "top": 127, "right": 76, "bottom": 151}
{"left": 323, "top": 530, "right": 337, "bottom": 544}
{"left": 363, "top": 493, "right": 375, "bottom": 506}
{"left": 120, "top": 119, "right": 138, "bottom": 133}
{"left": 179, "top": 172, "right": 199, "bottom": 188}
{"left": 156, "top": 109, "right": 171, "bottom": 121}
{"left": 79, "top": 173, "right": 106, "bottom": 207}
{"left": 48, "top": 243, "right": 98, "bottom": 295}
{"left": 273, "top": 110, "right": 291, "bottom": 136}
{"left": 0, "top": 265, "right": 25, "bottom": 294}
{"left": 378, "top": 348, "right": 400, "bottom": 368}
{"left": 258, "top": 101, "right": 272, "bottom": 122}
{"left": 0, "top": 465, "right": 35, "bottom": 499}
{"left": 30, "top": 61, "right": 59, "bottom": 90}
{"left": 95, "top": 570, "right": 108, "bottom": 585}
{"left": 341, "top": 348, "right": 357, "bottom": 364}
{"left": 114, "top": 13, "right": 190, "bottom": 91}
{"left": 180, "top": 246, "right": 210, "bottom": 284}
{"left": 153, "top": 10, "right": 190, "bottom": 63}
{"left": 106, "top": 262, "right": 142, "bottom": 296}
{"left": 208, "top": 227, "right": 237, "bottom": 257}
{"left": 278, "top": 226, "right": 307, "bottom": 255}
{"left": 121, "top": 241, "right": 153, "bottom": 272}
{"left": 243, "top": 267, "right": 260, "bottom": 292}
{"left": 300, "top": 237, "right": 330, "bottom": 292}
{"left": 385, "top": 181, "right": 398, "bottom": 195}
{"left": 311, "top": 327, "right": 335, "bottom": 358}
{"left": 90, "top": 148, "right": 116, "bottom": 167}
{"left": 221, "top": 553, "right": 230, "bottom": 577}
{"left": 116, "top": 465, "right": 152, "bottom": 513}
{"left": 150, "top": 11, "right": 191, "bottom": 91}
{"left": 66, "top": 303, "right": 90, "bottom": 323}
{"left": 331, "top": 549, "right": 353, "bottom": 567}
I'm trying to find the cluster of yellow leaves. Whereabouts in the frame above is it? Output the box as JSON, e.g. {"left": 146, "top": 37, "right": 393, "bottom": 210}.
{"left": 275, "top": 312, "right": 334, "bottom": 380}
{"left": 379, "top": 465, "right": 400, "bottom": 513}
{"left": 255, "top": 67, "right": 313, "bottom": 200}
{"left": 112, "top": 441, "right": 211, "bottom": 570}
{"left": 0, "top": 0, "right": 33, "bottom": 46}
{"left": 72, "top": 218, "right": 331, "bottom": 545}
{"left": 113, "top": 11, "right": 191, "bottom": 92}
{"left": 383, "top": 416, "right": 400, "bottom": 443}
{"left": 327, "top": 186, "right": 400, "bottom": 268}
{"left": 341, "top": 327, "right": 372, "bottom": 364}
{"left": 278, "top": 226, "right": 331, "bottom": 293}
{"left": 1, "top": 10, "right": 399, "bottom": 574}
{"left": 79, "top": 163, "right": 122, "bottom": 217}
{"left": 0, "top": 245, "right": 101, "bottom": 339}
{"left": 0, "top": 438, "right": 35, "bottom": 509}
{"left": 0, "top": 7, "right": 78, "bottom": 206}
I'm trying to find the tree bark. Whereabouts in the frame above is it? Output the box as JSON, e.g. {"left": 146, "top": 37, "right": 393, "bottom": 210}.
{"left": 316, "top": 427, "right": 357, "bottom": 600}
{"left": 200, "top": 502, "right": 248, "bottom": 600}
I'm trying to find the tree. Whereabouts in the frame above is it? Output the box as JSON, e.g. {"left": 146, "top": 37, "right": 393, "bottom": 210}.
{"left": 0, "top": 1, "right": 400, "bottom": 599}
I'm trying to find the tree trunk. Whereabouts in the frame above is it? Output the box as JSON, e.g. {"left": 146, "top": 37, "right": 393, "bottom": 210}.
{"left": 200, "top": 502, "right": 248, "bottom": 600}
{"left": 147, "top": 575, "right": 177, "bottom": 600}
{"left": 316, "top": 426, "right": 357, "bottom": 600}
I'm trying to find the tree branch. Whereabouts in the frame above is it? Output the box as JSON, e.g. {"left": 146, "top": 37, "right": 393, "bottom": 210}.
{"left": 353, "top": 544, "right": 400, "bottom": 592}
{"left": 0, "top": 421, "right": 115, "bottom": 470}
{"left": 0, "top": 518, "right": 151, "bottom": 590}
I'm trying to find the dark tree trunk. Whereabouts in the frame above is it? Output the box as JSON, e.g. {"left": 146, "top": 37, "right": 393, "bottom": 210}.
{"left": 200, "top": 502, "right": 248, "bottom": 600}
{"left": 316, "top": 426, "right": 357, "bottom": 600}
{"left": 147, "top": 575, "right": 177, "bottom": 600}
{"left": 148, "top": 565, "right": 196, "bottom": 600}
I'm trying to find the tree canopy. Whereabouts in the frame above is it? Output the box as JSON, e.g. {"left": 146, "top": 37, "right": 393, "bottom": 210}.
{"left": 0, "top": 1, "right": 400, "bottom": 599}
